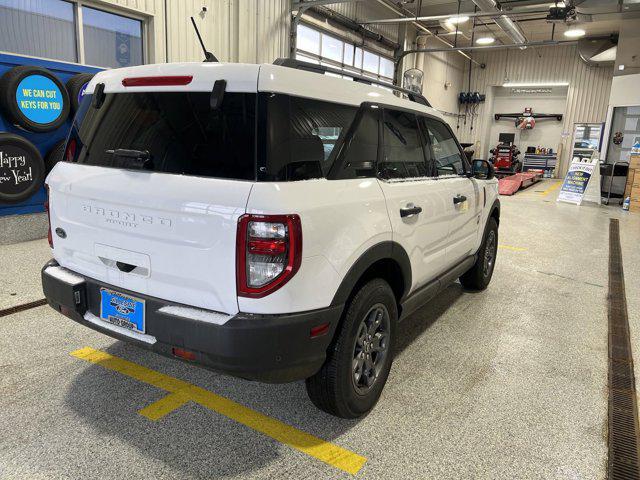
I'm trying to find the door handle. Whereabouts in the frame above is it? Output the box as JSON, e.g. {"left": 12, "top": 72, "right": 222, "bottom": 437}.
{"left": 400, "top": 205, "right": 422, "bottom": 218}
{"left": 453, "top": 194, "right": 467, "bottom": 205}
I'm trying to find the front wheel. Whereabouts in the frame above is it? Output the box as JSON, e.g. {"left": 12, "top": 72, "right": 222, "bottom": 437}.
{"left": 305, "top": 279, "right": 397, "bottom": 418}
{"left": 460, "top": 217, "right": 498, "bottom": 290}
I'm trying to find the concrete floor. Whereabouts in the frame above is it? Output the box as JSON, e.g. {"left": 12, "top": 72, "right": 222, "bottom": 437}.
{"left": 1, "top": 179, "right": 639, "bottom": 479}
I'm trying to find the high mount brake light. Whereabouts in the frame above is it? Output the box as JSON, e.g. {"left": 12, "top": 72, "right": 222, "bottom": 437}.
{"left": 121, "top": 76, "right": 193, "bottom": 87}
{"left": 236, "top": 214, "right": 302, "bottom": 298}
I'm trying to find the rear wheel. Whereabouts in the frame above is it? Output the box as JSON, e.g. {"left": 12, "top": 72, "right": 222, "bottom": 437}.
{"left": 305, "top": 279, "right": 397, "bottom": 418}
{"left": 460, "top": 217, "right": 498, "bottom": 290}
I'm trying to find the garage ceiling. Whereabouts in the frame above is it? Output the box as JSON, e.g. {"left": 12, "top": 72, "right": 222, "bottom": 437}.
{"left": 358, "top": 0, "right": 637, "bottom": 46}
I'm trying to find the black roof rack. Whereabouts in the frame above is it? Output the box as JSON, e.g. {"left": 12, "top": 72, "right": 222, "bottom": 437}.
{"left": 272, "top": 58, "right": 432, "bottom": 108}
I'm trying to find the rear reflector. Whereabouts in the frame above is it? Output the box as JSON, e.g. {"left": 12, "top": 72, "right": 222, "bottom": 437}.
{"left": 310, "top": 323, "right": 330, "bottom": 338}
{"left": 248, "top": 239, "right": 287, "bottom": 255}
{"left": 122, "top": 76, "right": 193, "bottom": 87}
{"left": 172, "top": 347, "right": 197, "bottom": 361}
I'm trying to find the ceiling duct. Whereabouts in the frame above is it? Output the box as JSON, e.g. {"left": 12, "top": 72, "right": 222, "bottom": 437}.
{"left": 471, "top": 0, "right": 528, "bottom": 45}
{"left": 577, "top": 36, "right": 618, "bottom": 66}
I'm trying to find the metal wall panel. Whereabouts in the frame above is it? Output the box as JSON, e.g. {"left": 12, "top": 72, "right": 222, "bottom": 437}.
{"left": 412, "top": 37, "right": 467, "bottom": 130}
{"left": 458, "top": 45, "right": 613, "bottom": 176}
{"left": 96, "top": 0, "right": 289, "bottom": 65}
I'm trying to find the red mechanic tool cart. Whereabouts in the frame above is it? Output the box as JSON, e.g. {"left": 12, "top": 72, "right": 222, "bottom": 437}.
{"left": 489, "top": 133, "right": 522, "bottom": 176}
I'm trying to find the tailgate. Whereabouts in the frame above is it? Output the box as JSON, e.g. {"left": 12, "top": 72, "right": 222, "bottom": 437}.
{"left": 47, "top": 162, "right": 250, "bottom": 315}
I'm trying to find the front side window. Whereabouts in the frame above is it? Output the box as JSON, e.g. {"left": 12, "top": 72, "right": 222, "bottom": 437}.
{"left": 71, "top": 92, "right": 256, "bottom": 180}
{"left": 425, "top": 119, "right": 466, "bottom": 175}
{"left": 261, "top": 94, "right": 357, "bottom": 181}
{"left": 82, "top": 6, "right": 143, "bottom": 68}
{"left": 379, "top": 109, "right": 427, "bottom": 180}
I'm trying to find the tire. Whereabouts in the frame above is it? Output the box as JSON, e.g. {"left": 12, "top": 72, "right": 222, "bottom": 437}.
{"left": 45, "top": 139, "right": 66, "bottom": 173}
{"left": 66, "top": 73, "right": 94, "bottom": 113}
{"left": 0, "top": 66, "right": 70, "bottom": 132}
{"left": 305, "top": 279, "right": 397, "bottom": 418}
{"left": 0, "top": 133, "right": 46, "bottom": 204}
{"left": 460, "top": 217, "right": 498, "bottom": 291}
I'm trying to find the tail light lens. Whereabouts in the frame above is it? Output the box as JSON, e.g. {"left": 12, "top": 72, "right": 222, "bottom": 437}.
{"left": 44, "top": 184, "right": 53, "bottom": 248}
{"left": 65, "top": 138, "right": 77, "bottom": 162}
{"left": 236, "top": 214, "right": 302, "bottom": 298}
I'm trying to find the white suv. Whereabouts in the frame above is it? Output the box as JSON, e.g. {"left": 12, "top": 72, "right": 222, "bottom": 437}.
{"left": 42, "top": 59, "right": 499, "bottom": 418}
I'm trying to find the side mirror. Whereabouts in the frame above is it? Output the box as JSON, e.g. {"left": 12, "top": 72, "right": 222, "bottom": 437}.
{"left": 471, "top": 159, "right": 495, "bottom": 180}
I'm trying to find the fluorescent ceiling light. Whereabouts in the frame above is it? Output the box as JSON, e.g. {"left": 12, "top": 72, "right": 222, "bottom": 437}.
{"left": 502, "top": 82, "right": 569, "bottom": 87}
{"left": 447, "top": 16, "right": 469, "bottom": 24}
{"left": 549, "top": 2, "right": 566, "bottom": 7}
{"left": 476, "top": 37, "right": 495, "bottom": 45}
{"left": 564, "top": 28, "right": 586, "bottom": 38}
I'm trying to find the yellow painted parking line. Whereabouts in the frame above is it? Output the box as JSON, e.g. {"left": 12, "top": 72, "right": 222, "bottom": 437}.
{"left": 138, "top": 392, "right": 190, "bottom": 421}
{"left": 498, "top": 244, "right": 527, "bottom": 251}
{"left": 539, "top": 180, "right": 562, "bottom": 196}
{"left": 71, "top": 347, "right": 366, "bottom": 475}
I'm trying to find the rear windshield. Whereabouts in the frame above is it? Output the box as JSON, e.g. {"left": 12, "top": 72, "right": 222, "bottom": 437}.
{"left": 72, "top": 92, "right": 256, "bottom": 181}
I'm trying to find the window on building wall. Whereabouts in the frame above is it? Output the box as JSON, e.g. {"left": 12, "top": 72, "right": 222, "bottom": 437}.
{"left": 295, "top": 22, "right": 395, "bottom": 84}
{"left": 82, "top": 6, "right": 143, "bottom": 68}
{"left": 0, "top": 0, "right": 77, "bottom": 62}
{"left": 0, "top": 0, "right": 144, "bottom": 68}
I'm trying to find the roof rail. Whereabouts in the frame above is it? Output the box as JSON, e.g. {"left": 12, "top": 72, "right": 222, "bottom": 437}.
{"left": 272, "top": 58, "right": 431, "bottom": 108}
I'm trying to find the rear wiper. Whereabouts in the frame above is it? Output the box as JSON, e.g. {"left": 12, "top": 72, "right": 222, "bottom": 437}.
{"left": 105, "top": 149, "right": 153, "bottom": 170}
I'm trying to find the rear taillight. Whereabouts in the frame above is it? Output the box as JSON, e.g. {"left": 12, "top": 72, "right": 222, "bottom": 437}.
{"left": 64, "top": 138, "right": 77, "bottom": 162}
{"left": 44, "top": 184, "right": 53, "bottom": 248}
{"left": 236, "top": 214, "right": 302, "bottom": 298}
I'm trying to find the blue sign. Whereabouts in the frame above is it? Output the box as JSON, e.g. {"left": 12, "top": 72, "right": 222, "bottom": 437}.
{"left": 15, "top": 75, "right": 64, "bottom": 124}
{"left": 116, "top": 32, "right": 131, "bottom": 67}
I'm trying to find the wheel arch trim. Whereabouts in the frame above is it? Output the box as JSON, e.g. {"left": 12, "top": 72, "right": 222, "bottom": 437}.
{"left": 330, "top": 241, "right": 412, "bottom": 307}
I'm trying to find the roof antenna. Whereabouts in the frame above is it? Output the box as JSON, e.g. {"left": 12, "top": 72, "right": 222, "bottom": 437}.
{"left": 190, "top": 16, "right": 218, "bottom": 62}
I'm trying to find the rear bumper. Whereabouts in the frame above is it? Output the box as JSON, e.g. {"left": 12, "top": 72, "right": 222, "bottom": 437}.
{"left": 42, "top": 260, "right": 342, "bottom": 383}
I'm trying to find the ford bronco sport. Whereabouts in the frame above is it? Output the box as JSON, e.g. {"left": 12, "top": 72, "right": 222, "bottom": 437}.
{"left": 42, "top": 59, "right": 499, "bottom": 418}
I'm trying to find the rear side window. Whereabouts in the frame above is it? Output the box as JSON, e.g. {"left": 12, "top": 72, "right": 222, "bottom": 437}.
{"left": 424, "top": 119, "right": 466, "bottom": 176}
{"left": 336, "top": 107, "right": 379, "bottom": 179}
{"left": 260, "top": 94, "right": 357, "bottom": 181}
{"left": 72, "top": 92, "right": 256, "bottom": 180}
{"left": 379, "top": 109, "right": 427, "bottom": 180}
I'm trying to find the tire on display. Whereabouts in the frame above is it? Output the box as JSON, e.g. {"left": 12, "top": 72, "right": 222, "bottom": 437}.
{"left": 305, "top": 278, "right": 397, "bottom": 418}
{"left": 460, "top": 217, "right": 499, "bottom": 291}
{"left": 0, "top": 133, "right": 46, "bottom": 204}
{"left": 66, "top": 73, "right": 94, "bottom": 113}
{"left": 45, "top": 139, "right": 66, "bottom": 173}
{"left": 0, "top": 66, "right": 70, "bottom": 132}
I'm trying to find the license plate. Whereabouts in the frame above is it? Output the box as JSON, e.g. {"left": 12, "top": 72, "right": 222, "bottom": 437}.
{"left": 99, "top": 288, "right": 145, "bottom": 334}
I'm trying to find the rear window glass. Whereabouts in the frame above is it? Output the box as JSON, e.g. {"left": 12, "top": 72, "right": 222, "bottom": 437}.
{"left": 72, "top": 92, "right": 256, "bottom": 181}
{"left": 259, "top": 93, "right": 357, "bottom": 181}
